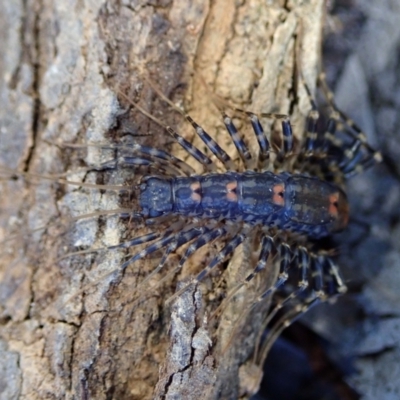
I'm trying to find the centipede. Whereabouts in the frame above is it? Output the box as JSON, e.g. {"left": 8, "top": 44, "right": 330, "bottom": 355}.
{"left": 0, "top": 15, "right": 382, "bottom": 400}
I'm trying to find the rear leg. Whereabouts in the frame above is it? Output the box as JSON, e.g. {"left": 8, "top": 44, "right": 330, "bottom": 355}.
{"left": 220, "top": 241, "right": 305, "bottom": 353}
{"left": 255, "top": 253, "right": 346, "bottom": 367}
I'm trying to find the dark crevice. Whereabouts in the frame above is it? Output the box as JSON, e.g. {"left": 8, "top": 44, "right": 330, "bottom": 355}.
{"left": 22, "top": 0, "right": 42, "bottom": 173}
{"left": 358, "top": 346, "right": 396, "bottom": 360}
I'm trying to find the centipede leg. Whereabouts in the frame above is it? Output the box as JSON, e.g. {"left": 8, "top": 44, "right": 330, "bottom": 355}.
{"left": 256, "top": 252, "right": 345, "bottom": 366}
{"left": 222, "top": 113, "right": 253, "bottom": 169}
{"left": 243, "top": 113, "right": 270, "bottom": 170}
{"left": 165, "top": 226, "right": 247, "bottom": 304}
{"left": 137, "top": 224, "right": 210, "bottom": 288}
{"left": 185, "top": 115, "right": 236, "bottom": 171}
{"left": 140, "top": 75, "right": 235, "bottom": 171}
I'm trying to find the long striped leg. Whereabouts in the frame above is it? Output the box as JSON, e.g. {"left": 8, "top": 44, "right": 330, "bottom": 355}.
{"left": 57, "top": 230, "right": 164, "bottom": 261}
{"left": 117, "top": 90, "right": 216, "bottom": 172}
{"left": 62, "top": 220, "right": 210, "bottom": 311}
{"left": 256, "top": 253, "right": 345, "bottom": 366}
{"left": 68, "top": 219, "right": 184, "bottom": 265}
{"left": 301, "top": 81, "right": 320, "bottom": 156}
{"left": 252, "top": 246, "right": 310, "bottom": 363}
{"left": 222, "top": 113, "right": 253, "bottom": 169}
{"left": 251, "top": 115, "right": 270, "bottom": 169}
{"left": 100, "top": 155, "right": 184, "bottom": 177}
{"left": 254, "top": 242, "right": 292, "bottom": 301}
{"left": 141, "top": 75, "right": 236, "bottom": 171}
{"left": 165, "top": 227, "right": 245, "bottom": 305}
{"left": 185, "top": 115, "right": 236, "bottom": 171}
{"left": 57, "top": 222, "right": 186, "bottom": 308}
{"left": 74, "top": 142, "right": 195, "bottom": 176}
{"left": 127, "top": 143, "right": 195, "bottom": 176}
{"left": 317, "top": 73, "right": 381, "bottom": 175}
{"left": 322, "top": 256, "right": 347, "bottom": 296}
{"left": 234, "top": 109, "right": 295, "bottom": 170}
{"left": 209, "top": 235, "right": 275, "bottom": 323}
{"left": 156, "top": 225, "right": 229, "bottom": 291}
{"left": 137, "top": 224, "right": 210, "bottom": 289}
{"left": 275, "top": 116, "right": 294, "bottom": 160}
{"left": 256, "top": 297, "right": 320, "bottom": 368}
{"left": 176, "top": 226, "right": 226, "bottom": 269}
{"left": 221, "top": 241, "right": 294, "bottom": 353}
{"left": 120, "top": 228, "right": 183, "bottom": 271}
{"left": 236, "top": 112, "right": 270, "bottom": 170}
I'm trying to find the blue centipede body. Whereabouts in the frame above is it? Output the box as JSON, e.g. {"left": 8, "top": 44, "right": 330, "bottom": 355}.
{"left": 139, "top": 171, "right": 348, "bottom": 239}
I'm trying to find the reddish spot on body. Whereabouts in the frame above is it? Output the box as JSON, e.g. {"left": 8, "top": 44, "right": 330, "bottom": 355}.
{"left": 226, "top": 181, "right": 238, "bottom": 202}
{"left": 272, "top": 184, "right": 285, "bottom": 206}
{"left": 328, "top": 193, "right": 339, "bottom": 217}
{"left": 190, "top": 181, "right": 202, "bottom": 202}
{"left": 329, "top": 191, "right": 349, "bottom": 231}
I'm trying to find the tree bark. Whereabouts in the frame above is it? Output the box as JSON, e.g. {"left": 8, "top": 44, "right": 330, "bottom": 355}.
{"left": 0, "top": 1, "right": 324, "bottom": 399}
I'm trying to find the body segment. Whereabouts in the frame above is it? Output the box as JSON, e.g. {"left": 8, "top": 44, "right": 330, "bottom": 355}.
{"left": 139, "top": 171, "right": 348, "bottom": 239}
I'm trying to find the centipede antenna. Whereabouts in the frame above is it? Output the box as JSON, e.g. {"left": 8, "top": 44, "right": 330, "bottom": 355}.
{"left": 71, "top": 208, "right": 138, "bottom": 221}
{"left": 56, "top": 231, "right": 163, "bottom": 262}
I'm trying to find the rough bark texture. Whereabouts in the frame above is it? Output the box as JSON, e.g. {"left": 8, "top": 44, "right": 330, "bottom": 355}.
{"left": 0, "top": 1, "right": 329, "bottom": 399}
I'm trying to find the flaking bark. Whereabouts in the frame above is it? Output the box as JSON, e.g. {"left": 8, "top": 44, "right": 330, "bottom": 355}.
{"left": 0, "top": 1, "right": 324, "bottom": 399}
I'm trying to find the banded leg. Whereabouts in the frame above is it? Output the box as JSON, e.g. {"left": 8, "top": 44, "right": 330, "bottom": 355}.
{"left": 253, "top": 242, "right": 292, "bottom": 302}
{"left": 118, "top": 90, "right": 216, "bottom": 172}
{"left": 120, "top": 229, "right": 181, "bottom": 271}
{"left": 222, "top": 113, "right": 253, "bottom": 169}
{"left": 252, "top": 246, "right": 310, "bottom": 362}
{"left": 301, "top": 81, "right": 320, "bottom": 156}
{"left": 185, "top": 115, "right": 236, "bottom": 171}
{"left": 221, "top": 240, "right": 296, "bottom": 353}
{"left": 100, "top": 155, "right": 184, "bottom": 177}
{"left": 137, "top": 224, "right": 210, "bottom": 288}
{"left": 128, "top": 143, "right": 195, "bottom": 176}
{"left": 257, "top": 253, "right": 345, "bottom": 366}
{"left": 276, "top": 116, "right": 294, "bottom": 158}
{"left": 209, "top": 235, "right": 275, "bottom": 323}
{"left": 236, "top": 112, "right": 270, "bottom": 170}
{"left": 195, "top": 231, "right": 247, "bottom": 282}
{"left": 317, "top": 73, "right": 381, "bottom": 175}
{"left": 322, "top": 256, "right": 347, "bottom": 296}
{"left": 235, "top": 108, "right": 294, "bottom": 163}
{"left": 177, "top": 226, "right": 227, "bottom": 269}
{"left": 166, "top": 227, "right": 246, "bottom": 305}
{"left": 69, "top": 142, "right": 195, "bottom": 177}
{"left": 58, "top": 230, "right": 164, "bottom": 261}
{"left": 256, "top": 298, "right": 320, "bottom": 367}
{"left": 140, "top": 74, "right": 236, "bottom": 171}
{"left": 157, "top": 225, "right": 230, "bottom": 296}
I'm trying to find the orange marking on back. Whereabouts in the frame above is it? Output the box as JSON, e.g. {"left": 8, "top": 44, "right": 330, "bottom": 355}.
{"left": 190, "top": 182, "right": 201, "bottom": 191}
{"left": 191, "top": 192, "right": 202, "bottom": 202}
{"left": 226, "top": 181, "right": 238, "bottom": 202}
{"left": 328, "top": 193, "right": 339, "bottom": 217}
{"left": 226, "top": 181, "right": 237, "bottom": 191}
{"left": 272, "top": 184, "right": 285, "bottom": 206}
{"left": 190, "top": 181, "right": 202, "bottom": 202}
{"left": 227, "top": 191, "right": 238, "bottom": 202}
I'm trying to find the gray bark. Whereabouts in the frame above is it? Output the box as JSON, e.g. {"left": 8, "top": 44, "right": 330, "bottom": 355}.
{"left": 0, "top": 1, "right": 325, "bottom": 399}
